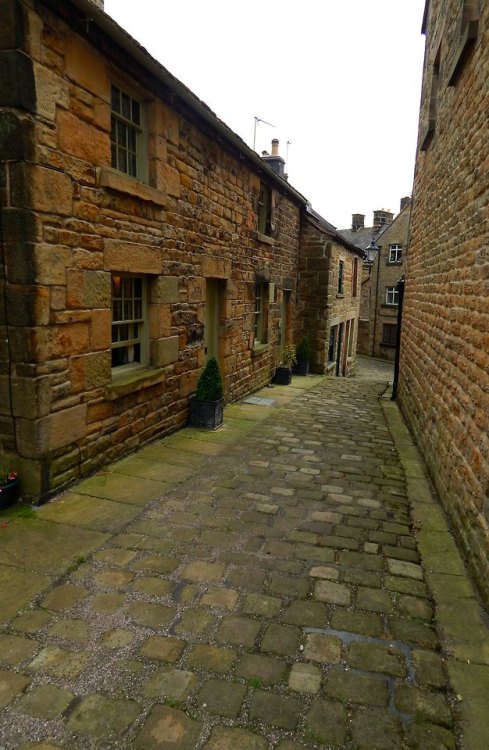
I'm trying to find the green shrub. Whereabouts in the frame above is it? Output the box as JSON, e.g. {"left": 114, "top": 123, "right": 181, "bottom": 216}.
{"left": 296, "top": 336, "right": 312, "bottom": 362}
{"left": 195, "top": 357, "right": 224, "bottom": 401}
{"left": 280, "top": 343, "right": 297, "bottom": 367}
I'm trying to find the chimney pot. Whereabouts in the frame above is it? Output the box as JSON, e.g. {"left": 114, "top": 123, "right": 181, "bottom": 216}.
{"left": 271, "top": 139, "right": 279, "bottom": 156}
{"left": 400, "top": 196, "right": 411, "bottom": 211}
{"left": 352, "top": 213, "right": 365, "bottom": 231}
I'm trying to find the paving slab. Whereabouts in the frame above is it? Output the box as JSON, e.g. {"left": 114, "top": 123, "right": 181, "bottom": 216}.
{"left": 0, "top": 358, "right": 486, "bottom": 749}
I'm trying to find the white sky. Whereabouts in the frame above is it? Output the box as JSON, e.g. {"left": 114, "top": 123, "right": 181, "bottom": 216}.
{"left": 104, "top": 0, "right": 426, "bottom": 229}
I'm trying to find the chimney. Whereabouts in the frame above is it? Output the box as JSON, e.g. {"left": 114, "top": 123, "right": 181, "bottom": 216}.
{"left": 373, "top": 209, "right": 394, "bottom": 231}
{"left": 400, "top": 196, "right": 411, "bottom": 211}
{"left": 352, "top": 213, "right": 365, "bottom": 231}
{"left": 261, "top": 139, "right": 286, "bottom": 178}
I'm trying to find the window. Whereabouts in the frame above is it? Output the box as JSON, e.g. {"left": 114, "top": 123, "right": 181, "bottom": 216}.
{"left": 111, "top": 275, "right": 147, "bottom": 369}
{"left": 352, "top": 257, "right": 359, "bottom": 297}
{"left": 337, "top": 260, "right": 344, "bottom": 295}
{"left": 448, "top": 0, "right": 480, "bottom": 85}
{"left": 254, "top": 282, "right": 268, "bottom": 344}
{"left": 258, "top": 183, "right": 272, "bottom": 236}
{"left": 420, "top": 42, "right": 441, "bottom": 151}
{"left": 328, "top": 325, "right": 337, "bottom": 363}
{"left": 382, "top": 323, "right": 398, "bottom": 346}
{"left": 111, "top": 85, "right": 143, "bottom": 178}
{"left": 385, "top": 286, "right": 399, "bottom": 306}
{"left": 389, "top": 244, "right": 402, "bottom": 263}
{"left": 348, "top": 319, "right": 355, "bottom": 356}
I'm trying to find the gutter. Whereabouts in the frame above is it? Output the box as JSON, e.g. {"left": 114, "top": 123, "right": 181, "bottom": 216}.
{"left": 59, "top": 0, "right": 308, "bottom": 207}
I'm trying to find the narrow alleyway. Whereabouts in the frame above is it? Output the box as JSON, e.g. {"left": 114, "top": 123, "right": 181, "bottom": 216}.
{"left": 0, "top": 358, "right": 487, "bottom": 749}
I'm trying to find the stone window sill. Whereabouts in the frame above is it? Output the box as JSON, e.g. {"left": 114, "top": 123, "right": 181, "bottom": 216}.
{"left": 256, "top": 232, "right": 275, "bottom": 246}
{"left": 252, "top": 343, "right": 270, "bottom": 357}
{"left": 381, "top": 342, "right": 396, "bottom": 348}
{"left": 386, "top": 261, "right": 403, "bottom": 266}
{"left": 420, "top": 118, "right": 436, "bottom": 152}
{"left": 382, "top": 303, "right": 398, "bottom": 309}
{"left": 105, "top": 366, "right": 165, "bottom": 400}
{"left": 336, "top": 293, "right": 345, "bottom": 298}
{"left": 96, "top": 167, "right": 167, "bottom": 207}
{"left": 448, "top": 19, "right": 479, "bottom": 86}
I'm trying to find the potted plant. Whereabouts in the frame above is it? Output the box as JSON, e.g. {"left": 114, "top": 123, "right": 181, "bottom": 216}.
{"left": 188, "top": 356, "right": 224, "bottom": 430}
{"left": 0, "top": 470, "right": 20, "bottom": 511}
{"left": 272, "top": 343, "right": 297, "bottom": 385}
{"left": 293, "top": 336, "right": 312, "bottom": 375}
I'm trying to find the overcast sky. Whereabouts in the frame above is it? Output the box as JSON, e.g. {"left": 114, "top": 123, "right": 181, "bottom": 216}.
{"left": 104, "top": 0, "right": 426, "bottom": 229}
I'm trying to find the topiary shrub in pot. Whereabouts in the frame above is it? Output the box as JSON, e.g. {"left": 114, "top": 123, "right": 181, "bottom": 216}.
{"left": 272, "top": 344, "right": 297, "bottom": 385}
{"left": 293, "top": 336, "right": 312, "bottom": 375}
{"left": 188, "top": 356, "right": 224, "bottom": 430}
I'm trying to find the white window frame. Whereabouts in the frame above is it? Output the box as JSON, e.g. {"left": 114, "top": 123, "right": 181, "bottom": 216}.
{"left": 111, "top": 274, "right": 147, "bottom": 373}
{"left": 385, "top": 286, "right": 399, "bottom": 306}
{"left": 389, "top": 244, "right": 403, "bottom": 263}
{"left": 110, "top": 84, "right": 147, "bottom": 181}
{"left": 254, "top": 282, "right": 268, "bottom": 344}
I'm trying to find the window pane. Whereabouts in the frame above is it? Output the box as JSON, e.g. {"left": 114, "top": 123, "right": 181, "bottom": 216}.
{"left": 123, "top": 278, "right": 133, "bottom": 297}
{"left": 132, "top": 99, "right": 140, "bottom": 125}
{"left": 134, "top": 300, "right": 142, "bottom": 319}
{"left": 111, "top": 86, "right": 120, "bottom": 113}
{"left": 124, "top": 300, "right": 133, "bottom": 320}
{"left": 121, "top": 92, "right": 131, "bottom": 120}
{"left": 134, "top": 278, "right": 142, "bottom": 297}
{"left": 112, "top": 300, "right": 122, "bottom": 321}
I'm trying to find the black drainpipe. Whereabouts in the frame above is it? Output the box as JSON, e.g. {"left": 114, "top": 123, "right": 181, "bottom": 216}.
{"left": 391, "top": 274, "right": 405, "bottom": 400}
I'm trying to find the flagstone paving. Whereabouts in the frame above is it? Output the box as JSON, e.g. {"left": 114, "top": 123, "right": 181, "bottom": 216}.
{"left": 0, "top": 357, "right": 488, "bottom": 748}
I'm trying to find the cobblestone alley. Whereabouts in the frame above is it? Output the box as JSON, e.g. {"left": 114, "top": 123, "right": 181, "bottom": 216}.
{"left": 0, "top": 357, "right": 488, "bottom": 749}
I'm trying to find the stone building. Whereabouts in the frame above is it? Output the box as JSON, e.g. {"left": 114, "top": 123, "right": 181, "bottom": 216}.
{"left": 362, "top": 201, "right": 411, "bottom": 360}
{"left": 297, "top": 208, "right": 363, "bottom": 375}
{"left": 0, "top": 0, "right": 361, "bottom": 500}
{"left": 399, "top": 0, "right": 489, "bottom": 604}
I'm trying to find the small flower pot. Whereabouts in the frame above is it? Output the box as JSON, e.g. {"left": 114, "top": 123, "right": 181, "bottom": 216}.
{"left": 272, "top": 366, "right": 292, "bottom": 385}
{"left": 293, "top": 359, "right": 310, "bottom": 376}
{"left": 0, "top": 478, "right": 20, "bottom": 510}
{"left": 188, "top": 397, "right": 224, "bottom": 430}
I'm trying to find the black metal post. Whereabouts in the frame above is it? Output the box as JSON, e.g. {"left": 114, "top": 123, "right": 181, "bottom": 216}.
{"left": 391, "top": 274, "right": 405, "bottom": 400}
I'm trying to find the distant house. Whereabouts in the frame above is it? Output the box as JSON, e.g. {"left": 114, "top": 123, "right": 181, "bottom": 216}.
{"left": 298, "top": 208, "right": 363, "bottom": 376}
{"left": 340, "top": 200, "right": 410, "bottom": 360}
{"left": 399, "top": 0, "right": 489, "bottom": 605}
{"left": 0, "top": 0, "right": 361, "bottom": 501}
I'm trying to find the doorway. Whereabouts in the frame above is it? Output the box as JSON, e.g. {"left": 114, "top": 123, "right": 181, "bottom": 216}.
{"left": 204, "top": 278, "right": 224, "bottom": 361}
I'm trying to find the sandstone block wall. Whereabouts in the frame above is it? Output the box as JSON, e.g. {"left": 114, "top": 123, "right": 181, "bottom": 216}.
{"left": 368, "top": 205, "right": 410, "bottom": 361}
{"left": 399, "top": 0, "right": 489, "bottom": 604}
{"left": 297, "top": 217, "right": 361, "bottom": 375}
{"left": 0, "top": 0, "right": 302, "bottom": 498}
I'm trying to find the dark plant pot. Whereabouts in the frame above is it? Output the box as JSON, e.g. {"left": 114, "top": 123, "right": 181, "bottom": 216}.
{"left": 188, "top": 397, "right": 224, "bottom": 430}
{"left": 293, "top": 359, "right": 310, "bottom": 376}
{"left": 0, "top": 478, "right": 20, "bottom": 510}
{"left": 272, "top": 366, "right": 292, "bottom": 385}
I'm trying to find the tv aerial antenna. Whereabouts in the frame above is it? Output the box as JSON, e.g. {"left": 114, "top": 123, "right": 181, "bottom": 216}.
{"left": 253, "top": 116, "right": 275, "bottom": 151}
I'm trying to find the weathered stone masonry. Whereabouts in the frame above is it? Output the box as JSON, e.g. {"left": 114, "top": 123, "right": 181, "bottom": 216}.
{"left": 0, "top": 0, "right": 304, "bottom": 498}
{"left": 399, "top": 0, "right": 489, "bottom": 604}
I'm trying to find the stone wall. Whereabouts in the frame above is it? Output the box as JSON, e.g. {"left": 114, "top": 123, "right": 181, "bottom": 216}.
{"left": 399, "top": 0, "right": 489, "bottom": 604}
{"left": 297, "top": 216, "right": 361, "bottom": 375}
{"left": 0, "top": 0, "right": 302, "bottom": 498}
{"left": 368, "top": 204, "right": 410, "bottom": 361}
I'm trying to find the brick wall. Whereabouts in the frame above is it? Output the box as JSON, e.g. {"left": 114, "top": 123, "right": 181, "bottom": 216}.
{"left": 399, "top": 0, "right": 489, "bottom": 604}
{"left": 0, "top": 0, "right": 302, "bottom": 498}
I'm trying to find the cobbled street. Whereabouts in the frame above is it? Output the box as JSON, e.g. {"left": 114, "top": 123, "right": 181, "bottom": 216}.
{"left": 0, "top": 357, "right": 488, "bottom": 749}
